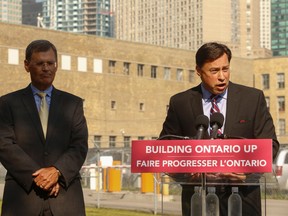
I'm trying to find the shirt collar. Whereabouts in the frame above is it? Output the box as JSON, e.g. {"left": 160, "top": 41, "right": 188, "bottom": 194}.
{"left": 30, "top": 84, "right": 53, "bottom": 97}
{"left": 200, "top": 83, "right": 228, "bottom": 102}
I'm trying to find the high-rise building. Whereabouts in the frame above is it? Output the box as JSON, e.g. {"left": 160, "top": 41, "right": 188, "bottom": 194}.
{"left": 82, "top": 0, "right": 112, "bottom": 36}
{"left": 0, "top": 0, "right": 22, "bottom": 24}
{"left": 260, "top": 0, "right": 271, "bottom": 50}
{"left": 42, "top": 0, "right": 112, "bottom": 37}
{"left": 22, "top": 0, "right": 44, "bottom": 27}
{"left": 43, "top": 0, "right": 83, "bottom": 32}
{"left": 114, "top": 0, "right": 269, "bottom": 58}
{"left": 271, "top": 0, "right": 288, "bottom": 56}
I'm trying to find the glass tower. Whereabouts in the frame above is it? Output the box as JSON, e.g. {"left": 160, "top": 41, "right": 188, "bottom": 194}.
{"left": 271, "top": 0, "right": 288, "bottom": 56}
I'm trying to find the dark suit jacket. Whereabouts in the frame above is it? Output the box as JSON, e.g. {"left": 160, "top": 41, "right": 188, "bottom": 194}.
{"left": 160, "top": 82, "right": 279, "bottom": 216}
{"left": 160, "top": 82, "right": 279, "bottom": 158}
{"left": 0, "top": 85, "right": 88, "bottom": 216}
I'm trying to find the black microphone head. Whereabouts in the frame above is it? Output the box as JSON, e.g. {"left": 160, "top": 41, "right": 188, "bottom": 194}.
{"left": 195, "top": 114, "right": 209, "bottom": 130}
{"left": 210, "top": 112, "right": 224, "bottom": 128}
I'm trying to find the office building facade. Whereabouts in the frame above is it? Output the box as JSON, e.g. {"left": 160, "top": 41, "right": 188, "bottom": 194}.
{"left": 114, "top": 0, "right": 270, "bottom": 58}
{"left": 42, "top": 0, "right": 112, "bottom": 36}
{"left": 0, "top": 0, "right": 22, "bottom": 24}
{"left": 1, "top": 22, "right": 287, "bottom": 147}
{"left": 22, "top": 0, "right": 44, "bottom": 27}
{"left": 271, "top": 0, "right": 288, "bottom": 56}
{"left": 260, "top": 0, "right": 271, "bottom": 50}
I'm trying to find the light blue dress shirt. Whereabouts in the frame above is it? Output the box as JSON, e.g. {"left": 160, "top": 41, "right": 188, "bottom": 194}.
{"left": 201, "top": 84, "right": 227, "bottom": 133}
{"left": 30, "top": 84, "right": 53, "bottom": 112}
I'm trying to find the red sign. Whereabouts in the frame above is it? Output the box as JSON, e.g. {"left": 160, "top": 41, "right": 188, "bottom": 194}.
{"left": 131, "top": 139, "right": 272, "bottom": 173}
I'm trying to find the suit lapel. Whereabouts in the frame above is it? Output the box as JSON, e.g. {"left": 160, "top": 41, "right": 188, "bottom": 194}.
{"left": 190, "top": 84, "right": 205, "bottom": 117}
{"left": 224, "top": 82, "right": 240, "bottom": 135}
{"left": 21, "top": 86, "right": 44, "bottom": 141}
{"left": 46, "top": 88, "right": 63, "bottom": 142}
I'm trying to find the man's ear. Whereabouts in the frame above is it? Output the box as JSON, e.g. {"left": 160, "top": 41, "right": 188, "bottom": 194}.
{"left": 24, "top": 60, "right": 30, "bottom": 72}
{"left": 196, "top": 66, "right": 201, "bottom": 76}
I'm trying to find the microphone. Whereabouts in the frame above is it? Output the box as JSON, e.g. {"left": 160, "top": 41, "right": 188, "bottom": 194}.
{"left": 210, "top": 112, "right": 224, "bottom": 139}
{"left": 194, "top": 115, "right": 209, "bottom": 139}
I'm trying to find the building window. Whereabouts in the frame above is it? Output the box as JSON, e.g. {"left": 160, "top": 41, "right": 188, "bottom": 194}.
{"left": 279, "top": 119, "right": 286, "bottom": 135}
{"left": 111, "top": 100, "right": 116, "bottom": 109}
{"left": 151, "top": 66, "right": 157, "bottom": 78}
{"left": 138, "top": 136, "right": 145, "bottom": 140}
{"left": 277, "top": 73, "right": 285, "bottom": 89}
{"left": 265, "top": 97, "right": 270, "bottom": 111}
{"left": 137, "top": 64, "right": 144, "bottom": 76}
{"left": 109, "top": 136, "right": 116, "bottom": 148}
{"left": 277, "top": 96, "right": 285, "bottom": 111}
{"left": 61, "top": 55, "right": 71, "bottom": 70}
{"left": 164, "top": 67, "right": 171, "bottom": 80}
{"left": 77, "top": 57, "right": 87, "bottom": 72}
{"left": 189, "top": 70, "right": 195, "bottom": 82}
{"left": 93, "top": 59, "right": 103, "bottom": 73}
{"left": 8, "top": 48, "right": 19, "bottom": 65}
{"left": 139, "top": 102, "right": 145, "bottom": 111}
{"left": 123, "top": 62, "right": 130, "bottom": 75}
{"left": 124, "top": 136, "right": 130, "bottom": 148}
{"left": 93, "top": 135, "right": 101, "bottom": 148}
{"left": 262, "top": 74, "right": 269, "bottom": 90}
{"left": 109, "top": 60, "right": 116, "bottom": 73}
{"left": 176, "top": 68, "right": 183, "bottom": 81}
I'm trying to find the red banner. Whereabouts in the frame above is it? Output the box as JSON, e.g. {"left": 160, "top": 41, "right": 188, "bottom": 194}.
{"left": 131, "top": 139, "right": 272, "bottom": 173}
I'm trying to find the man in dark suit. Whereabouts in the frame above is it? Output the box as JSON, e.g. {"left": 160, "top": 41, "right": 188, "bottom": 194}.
{"left": 160, "top": 42, "right": 279, "bottom": 216}
{"left": 0, "top": 40, "right": 88, "bottom": 215}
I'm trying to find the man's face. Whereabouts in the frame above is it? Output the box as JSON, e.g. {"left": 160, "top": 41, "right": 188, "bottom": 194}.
{"left": 196, "top": 53, "right": 230, "bottom": 95}
{"left": 24, "top": 48, "right": 57, "bottom": 91}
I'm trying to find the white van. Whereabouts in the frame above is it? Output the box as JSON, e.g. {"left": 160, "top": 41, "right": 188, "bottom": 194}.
{"left": 273, "top": 148, "right": 288, "bottom": 190}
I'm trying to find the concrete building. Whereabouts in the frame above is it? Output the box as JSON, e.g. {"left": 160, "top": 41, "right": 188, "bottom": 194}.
{"left": 0, "top": 22, "right": 287, "bottom": 149}
{"left": 0, "top": 0, "right": 22, "bottom": 24}
{"left": 254, "top": 57, "right": 288, "bottom": 144}
{"left": 114, "top": 0, "right": 269, "bottom": 58}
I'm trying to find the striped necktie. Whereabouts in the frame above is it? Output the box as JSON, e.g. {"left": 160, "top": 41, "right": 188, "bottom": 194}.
{"left": 210, "top": 95, "right": 221, "bottom": 135}
{"left": 210, "top": 95, "right": 220, "bottom": 114}
{"left": 37, "top": 92, "right": 49, "bottom": 138}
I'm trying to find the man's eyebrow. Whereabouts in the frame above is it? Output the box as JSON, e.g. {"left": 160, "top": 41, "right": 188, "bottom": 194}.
{"left": 210, "top": 65, "right": 230, "bottom": 69}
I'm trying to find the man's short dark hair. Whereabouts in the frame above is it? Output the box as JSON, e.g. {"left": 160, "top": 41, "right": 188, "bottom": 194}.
{"left": 25, "top": 40, "right": 57, "bottom": 62}
{"left": 195, "top": 42, "right": 232, "bottom": 68}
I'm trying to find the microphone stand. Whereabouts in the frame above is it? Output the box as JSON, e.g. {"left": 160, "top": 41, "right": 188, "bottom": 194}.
{"left": 157, "top": 132, "right": 209, "bottom": 215}
{"left": 201, "top": 172, "right": 206, "bottom": 216}
{"left": 200, "top": 135, "right": 219, "bottom": 216}
{"left": 156, "top": 134, "right": 190, "bottom": 215}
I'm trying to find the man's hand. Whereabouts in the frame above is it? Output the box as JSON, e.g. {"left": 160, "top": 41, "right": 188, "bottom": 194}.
{"left": 217, "top": 172, "right": 246, "bottom": 181}
{"left": 49, "top": 182, "right": 60, "bottom": 197}
{"left": 32, "top": 166, "right": 61, "bottom": 192}
{"left": 182, "top": 172, "right": 247, "bottom": 182}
